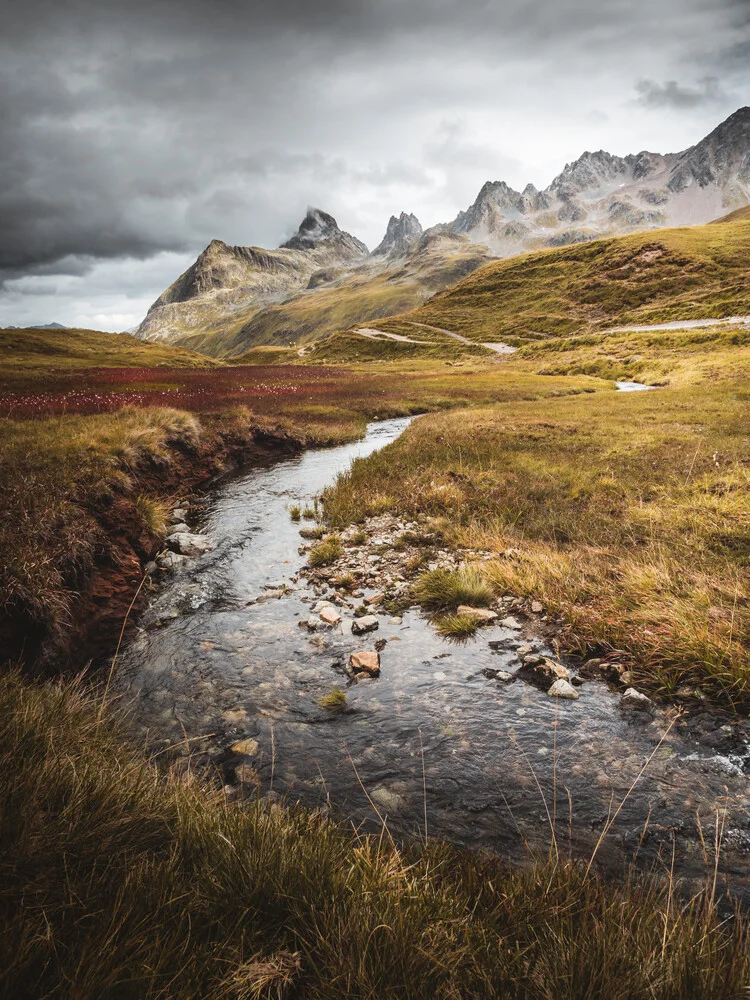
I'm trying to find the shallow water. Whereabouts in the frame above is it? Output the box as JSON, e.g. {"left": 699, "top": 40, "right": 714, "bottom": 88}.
{"left": 117, "top": 417, "right": 750, "bottom": 896}
{"left": 615, "top": 381, "right": 656, "bottom": 391}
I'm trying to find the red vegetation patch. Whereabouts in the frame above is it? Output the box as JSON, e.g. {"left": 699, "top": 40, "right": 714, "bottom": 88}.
{"left": 0, "top": 365, "right": 354, "bottom": 417}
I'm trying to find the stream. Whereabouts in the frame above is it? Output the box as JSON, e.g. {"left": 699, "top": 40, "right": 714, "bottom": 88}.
{"left": 116, "top": 416, "right": 750, "bottom": 898}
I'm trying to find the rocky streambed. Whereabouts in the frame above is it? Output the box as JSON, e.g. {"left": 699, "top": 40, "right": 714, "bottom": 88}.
{"left": 115, "top": 417, "right": 750, "bottom": 899}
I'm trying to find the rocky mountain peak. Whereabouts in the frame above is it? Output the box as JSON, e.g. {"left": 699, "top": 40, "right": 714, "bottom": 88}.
{"left": 371, "top": 211, "right": 423, "bottom": 257}
{"left": 281, "top": 207, "right": 369, "bottom": 256}
{"left": 547, "top": 149, "right": 629, "bottom": 199}
{"left": 668, "top": 106, "right": 750, "bottom": 191}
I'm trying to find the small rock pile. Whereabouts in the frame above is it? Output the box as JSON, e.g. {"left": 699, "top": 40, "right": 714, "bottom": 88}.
{"left": 145, "top": 503, "right": 213, "bottom": 576}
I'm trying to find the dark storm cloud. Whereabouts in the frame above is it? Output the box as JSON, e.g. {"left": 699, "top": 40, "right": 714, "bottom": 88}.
{"left": 635, "top": 76, "right": 733, "bottom": 109}
{"left": 0, "top": 0, "right": 748, "bottom": 326}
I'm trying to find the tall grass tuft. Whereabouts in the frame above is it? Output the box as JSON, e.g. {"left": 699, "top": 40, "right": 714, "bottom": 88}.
{"left": 413, "top": 564, "right": 494, "bottom": 611}
{"left": 308, "top": 536, "right": 343, "bottom": 568}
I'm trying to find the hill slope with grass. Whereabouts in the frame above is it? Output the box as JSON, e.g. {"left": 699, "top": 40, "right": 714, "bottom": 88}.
{"left": 401, "top": 215, "right": 750, "bottom": 345}
{"left": 175, "top": 232, "right": 494, "bottom": 357}
{"left": 0, "top": 326, "right": 220, "bottom": 378}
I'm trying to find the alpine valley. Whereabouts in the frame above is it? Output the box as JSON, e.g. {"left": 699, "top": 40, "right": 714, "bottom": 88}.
{"left": 136, "top": 107, "right": 750, "bottom": 356}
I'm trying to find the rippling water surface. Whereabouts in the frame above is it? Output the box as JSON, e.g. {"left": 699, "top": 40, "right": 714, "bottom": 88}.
{"left": 117, "top": 417, "right": 750, "bottom": 896}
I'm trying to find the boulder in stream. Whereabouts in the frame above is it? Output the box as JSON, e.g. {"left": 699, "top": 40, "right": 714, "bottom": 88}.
{"left": 168, "top": 532, "right": 213, "bottom": 556}
{"left": 352, "top": 615, "right": 379, "bottom": 635}
{"left": 547, "top": 679, "right": 580, "bottom": 701}
{"left": 349, "top": 650, "right": 381, "bottom": 677}
{"left": 621, "top": 687, "right": 653, "bottom": 712}
{"left": 516, "top": 656, "right": 569, "bottom": 691}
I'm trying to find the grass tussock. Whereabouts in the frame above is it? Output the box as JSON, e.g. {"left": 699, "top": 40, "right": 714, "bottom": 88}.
{"left": 2, "top": 669, "right": 750, "bottom": 999}
{"left": 433, "top": 612, "right": 480, "bottom": 641}
{"left": 307, "top": 536, "right": 343, "bottom": 567}
{"left": 133, "top": 493, "right": 170, "bottom": 537}
{"left": 413, "top": 565, "right": 493, "bottom": 611}
{"left": 317, "top": 687, "right": 347, "bottom": 710}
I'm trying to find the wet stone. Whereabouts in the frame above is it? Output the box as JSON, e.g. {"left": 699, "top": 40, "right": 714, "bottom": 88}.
{"left": 352, "top": 615, "right": 379, "bottom": 635}
{"left": 621, "top": 688, "right": 653, "bottom": 712}
{"left": 548, "top": 679, "right": 580, "bottom": 701}
{"left": 457, "top": 606, "right": 498, "bottom": 624}
{"left": 349, "top": 650, "right": 381, "bottom": 677}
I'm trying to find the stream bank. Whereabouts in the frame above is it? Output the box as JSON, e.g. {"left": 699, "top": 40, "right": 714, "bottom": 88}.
{"left": 115, "top": 417, "right": 750, "bottom": 901}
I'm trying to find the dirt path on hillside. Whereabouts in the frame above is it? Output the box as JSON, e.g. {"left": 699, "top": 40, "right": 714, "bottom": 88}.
{"left": 408, "top": 321, "right": 517, "bottom": 355}
{"left": 610, "top": 315, "right": 750, "bottom": 333}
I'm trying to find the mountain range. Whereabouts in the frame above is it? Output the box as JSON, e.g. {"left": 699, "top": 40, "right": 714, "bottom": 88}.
{"left": 136, "top": 108, "right": 750, "bottom": 354}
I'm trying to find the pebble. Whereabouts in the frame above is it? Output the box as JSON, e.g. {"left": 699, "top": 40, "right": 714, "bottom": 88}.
{"left": 621, "top": 687, "right": 653, "bottom": 712}
{"left": 319, "top": 606, "right": 342, "bottom": 625}
{"left": 500, "top": 616, "right": 521, "bottom": 629}
{"left": 547, "top": 679, "right": 579, "bottom": 701}
{"left": 352, "top": 615, "right": 379, "bottom": 635}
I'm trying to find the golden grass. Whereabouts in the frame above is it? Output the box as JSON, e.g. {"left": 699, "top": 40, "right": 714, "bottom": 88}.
{"left": 405, "top": 218, "right": 750, "bottom": 344}
{"left": 0, "top": 326, "right": 219, "bottom": 378}
{"left": 2, "top": 667, "right": 749, "bottom": 999}
{"left": 324, "top": 366, "right": 750, "bottom": 706}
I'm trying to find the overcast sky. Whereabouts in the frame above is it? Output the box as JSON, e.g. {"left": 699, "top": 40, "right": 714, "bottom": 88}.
{"left": 1, "top": 0, "right": 748, "bottom": 331}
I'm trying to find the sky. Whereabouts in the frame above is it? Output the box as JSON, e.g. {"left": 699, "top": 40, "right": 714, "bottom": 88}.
{"left": 1, "top": 0, "right": 748, "bottom": 331}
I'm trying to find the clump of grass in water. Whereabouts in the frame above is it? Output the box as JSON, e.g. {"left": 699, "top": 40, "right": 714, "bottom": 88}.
{"left": 333, "top": 572, "right": 355, "bottom": 590}
{"left": 317, "top": 688, "right": 347, "bottom": 710}
{"left": 287, "top": 503, "right": 301, "bottom": 522}
{"left": 434, "top": 612, "right": 479, "bottom": 641}
{"left": 299, "top": 524, "right": 325, "bottom": 540}
{"left": 308, "top": 536, "right": 343, "bottom": 567}
{"left": 302, "top": 506, "right": 317, "bottom": 520}
{"left": 413, "top": 564, "right": 493, "bottom": 611}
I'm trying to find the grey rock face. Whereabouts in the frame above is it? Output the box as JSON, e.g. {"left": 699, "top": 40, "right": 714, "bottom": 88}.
{"left": 371, "top": 212, "right": 423, "bottom": 257}
{"left": 281, "top": 207, "right": 369, "bottom": 255}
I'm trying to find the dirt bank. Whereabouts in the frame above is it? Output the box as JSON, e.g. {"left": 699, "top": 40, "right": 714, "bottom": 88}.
{"left": 1, "top": 420, "right": 304, "bottom": 673}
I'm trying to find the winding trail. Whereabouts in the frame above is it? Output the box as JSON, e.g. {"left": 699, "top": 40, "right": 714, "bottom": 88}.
{"left": 610, "top": 315, "right": 750, "bottom": 333}
{"left": 408, "top": 321, "right": 517, "bottom": 355}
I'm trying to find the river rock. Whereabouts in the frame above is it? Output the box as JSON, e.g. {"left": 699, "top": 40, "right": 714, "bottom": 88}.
{"left": 156, "top": 550, "right": 188, "bottom": 572}
{"left": 516, "top": 657, "right": 569, "bottom": 690}
{"left": 234, "top": 764, "right": 260, "bottom": 787}
{"left": 168, "top": 532, "right": 213, "bottom": 556}
{"left": 457, "top": 606, "right": 498, "bottom": 624}
{"left": 483, "top": 667, "right": 514, "bottom": 683}
{"left": 349, "top": 650, "right": 380, "bottom": 676}
{"left": 320, "top": 606, "right": 342, "bottom": 626}
{"left": 621, "top": 687, "right": 653, "bottom": 712}
{"left": 312, "top": 600, "right": 334, "bottom": 614}
{"left": 171, "top": 508, "right": 188, "bottom": 523}
{"left": 388, "top": 616, "right": 403, "bottom": 625}
{"left": 352, "top": 615, "right": 379, "bottom": 635}
{"left": 547, "top": 679, "right": 579, "bottom": 700}
{"left": 167, "top": 522, "right": 190, "bottom": 536}
{"left": 531, "top": 600, "right": 544, "bottom": 613}
{"left": 365, "top": 592, "right": 384, "bottom": 606}
{"left": 232, "top": 738, "right": 259, "bottom": 755}
{"left": 500, "top": 616, "right": 521, "bottom": 629}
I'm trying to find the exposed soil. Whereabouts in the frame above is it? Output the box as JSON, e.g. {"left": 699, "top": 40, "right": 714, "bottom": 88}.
{"left": 2, "top": 421, "right": 305, "bottom": 674}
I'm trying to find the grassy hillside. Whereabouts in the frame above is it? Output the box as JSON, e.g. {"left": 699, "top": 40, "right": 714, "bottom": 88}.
{"left": 404, "top": 218, "right": 750, "bottom": 343}
{"left": 0, "top": 326, "right": 220, "bottom": 378}
{"left": 175, "top": 236, "right": 492, "bottom": 357}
